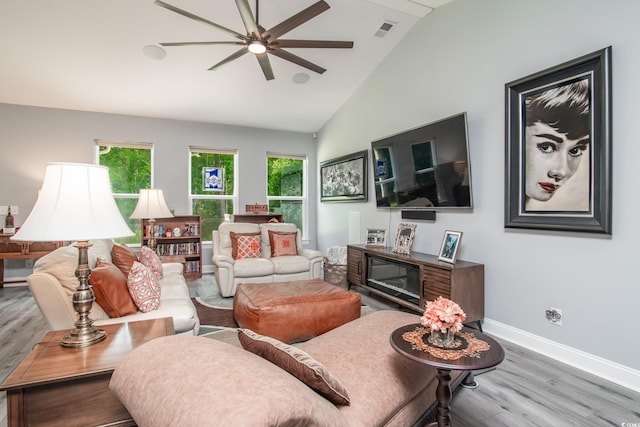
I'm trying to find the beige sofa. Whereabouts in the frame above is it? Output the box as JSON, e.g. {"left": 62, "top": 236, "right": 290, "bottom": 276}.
{"left": 212, "top": 222, "right": 323, "bottom": 297}
{"left": 27, "top": 240, "right": 200, "bottom": 335}
{"left": 110, "top": 309, "right": 465, "bottom": 426}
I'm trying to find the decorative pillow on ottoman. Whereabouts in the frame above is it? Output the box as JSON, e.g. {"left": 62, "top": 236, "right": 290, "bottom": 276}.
{"left": 230, "top": 231, "right": 262, "bottom": 260}
{"left": 238, "top": 328, "right": 350, "bottom": 406}
{"left": 90, "top": 258, "right": 138, "bottom": 317}
{"left": 268, "top": 230, "right": 298, "bottom": 257}
{"left": 127, "top": 261, "right": 160, "bottom": 312}
{"left": 139, "top": 246, "right": 163, "bottom": 279}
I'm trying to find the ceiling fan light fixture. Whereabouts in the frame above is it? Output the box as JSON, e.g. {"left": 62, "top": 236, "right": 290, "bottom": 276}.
{"left": 248, "top": 40, "right": 267, "bottom": 54}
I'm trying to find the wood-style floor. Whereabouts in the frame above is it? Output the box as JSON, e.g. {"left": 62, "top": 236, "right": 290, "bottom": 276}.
{"left": 1, "top": 284, "right": 639, "bottom": 427}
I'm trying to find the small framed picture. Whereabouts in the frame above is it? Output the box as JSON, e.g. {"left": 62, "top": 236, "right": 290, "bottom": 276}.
{"left": 365, "top": 228, "right": 387, "bottom": 247}
{"left": 393, "top": 223, "right": 417, "bottom": 255}
{"left": 438, "top": 230, "right": 463, "bottom": 263}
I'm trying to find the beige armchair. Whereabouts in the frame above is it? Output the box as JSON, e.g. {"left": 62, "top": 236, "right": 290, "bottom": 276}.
{"left": 212, "top": 222, "right": 323, "bottom": 297}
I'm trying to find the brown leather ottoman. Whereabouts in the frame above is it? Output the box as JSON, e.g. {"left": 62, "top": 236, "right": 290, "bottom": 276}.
{"left": 233, "top": 279, "right": 361, "bottom": 343}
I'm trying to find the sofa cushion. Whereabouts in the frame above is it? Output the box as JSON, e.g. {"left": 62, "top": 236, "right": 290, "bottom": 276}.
{"left": 110, "top": 336, "right": 348, "bottom": 426}
{"left": 90, "top": 258, "right": 138, "bottom": 318}
{"left": 139, "top": 246, "right": 163, "bottom": 279}
{"left": 233, "top": 257, "right": 274, "bottom": 278}
{"left": 111, "top": 243, "right": 138, "bottom": 279}
{"left": 217, "top": 223, "right": 261, "bottom": 258}
{"left": 270, "top": 254, "right": 311, "bottom": 274}
{"left": 268, "top": 230, "right": 298, "bottom": 257}
{"left": 127, "top": 261, "right": 160, "bottom": 313}
{"left": 230, "top": 231, "right": 261, "bottom": 260}
{"left": 237, "top": 328, "right": 350, "bottom": 406}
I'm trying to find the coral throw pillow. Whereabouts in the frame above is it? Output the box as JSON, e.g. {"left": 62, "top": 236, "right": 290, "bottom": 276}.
{"left": 238, "top": 328, "right": 350, "bottom": 406}
{"left": 111, "top": 243, "right": 138, "bottom": 279}
{"left": 139, "top": 246, "right": 163, "bottom": 279}
{"left": 268, "top": 230, "right": 298, "bottom": 257}
{"left": 89, "top": 258, "right": 138, "bottom": 318}
{"left": 127, "top": 261, "right": 161, "bottom": 313}
{"left": 230, "top": 232, "right": 262, "bottom": 260}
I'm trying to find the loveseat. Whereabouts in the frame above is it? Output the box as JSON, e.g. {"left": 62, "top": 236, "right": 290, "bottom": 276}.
{"left": 110, "top": 309, "right": 465, "bottom": 426}
{"left": 27, "top": 239, "right": 200, "bottom": 335}
{"left": 212, "top": 222, "right": 323, "bottom": 297}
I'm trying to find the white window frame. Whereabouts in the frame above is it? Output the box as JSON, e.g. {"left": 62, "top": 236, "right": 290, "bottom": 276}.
{"left": 189, "top": 146, "right": 238, "bottom": 242}
{"left": 266, "top": 152, "right": 308, "bottom": 239}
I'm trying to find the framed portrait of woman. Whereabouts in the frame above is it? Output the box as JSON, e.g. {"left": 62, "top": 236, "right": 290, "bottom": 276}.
{"left": 505, "top": 46, "right": 612, "bottom": 234}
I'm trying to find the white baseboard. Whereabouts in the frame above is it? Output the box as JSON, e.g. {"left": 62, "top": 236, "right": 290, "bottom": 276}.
{"left": 483, "top": 318, "right": 640, "bottom": 394}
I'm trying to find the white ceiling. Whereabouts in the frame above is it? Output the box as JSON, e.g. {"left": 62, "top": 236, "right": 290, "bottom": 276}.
{"left": 0, "top": 0, "right": 453, "bottom": 133}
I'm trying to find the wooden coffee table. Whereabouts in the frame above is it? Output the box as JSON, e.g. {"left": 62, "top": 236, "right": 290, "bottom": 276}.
{"left": 390, "top": 324, "right": 504, "bottom": 427}
{"left": 1, "top": 317, "right": 174, "bottom": 427}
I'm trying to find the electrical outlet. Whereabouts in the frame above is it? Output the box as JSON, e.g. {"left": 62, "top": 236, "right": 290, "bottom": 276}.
{"left": 545, "top": 307, "right": 563, "bottom": 326}
{"left": 9, "top": 205, "right": 18, "bottom": 215}
{"left": 0, "top": 206, "right": 7, "bottom": 216}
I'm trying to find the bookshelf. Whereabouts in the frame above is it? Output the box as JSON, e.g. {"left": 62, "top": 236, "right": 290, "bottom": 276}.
{"left": 141, "top": 215, "right": 202, "bottom": 279}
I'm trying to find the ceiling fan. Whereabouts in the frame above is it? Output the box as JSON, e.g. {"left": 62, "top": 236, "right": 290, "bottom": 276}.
{"left": 154, "top": 0, "right": 354, "bottom": 80}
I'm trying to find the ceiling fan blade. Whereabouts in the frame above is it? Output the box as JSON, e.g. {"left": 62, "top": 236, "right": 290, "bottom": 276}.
{"left": 208, "top": 48, "right": 249, "bottom": 71}
{"left": 154, "top": 0, "right": 247, "bottom": 41}
{"left": 235, "top": 0, "right": 260, "bottom": 37}
{"left": 275, "top": 40, "right": 353, "bottom": 49}
{"left": 160, "top": 41, "right": 245, "bottom": 47}
{"left": 256, "top": 53, "right": 275, "bottom": 81}
{"left": 264, "top": 0, "right": 330, "bottom": 40}
{"left": 269, "top": 49, "right": 326, "bottom": 74}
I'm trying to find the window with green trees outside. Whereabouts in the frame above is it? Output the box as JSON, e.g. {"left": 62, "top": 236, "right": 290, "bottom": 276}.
{"left": 190, "top": 149, "right": 237, "bottom": 242}
{"left": 267, "top": 154, "right": 307, "bottom": 235}
{"left": 96, "top": 142, "right": 152, "bottom": 245}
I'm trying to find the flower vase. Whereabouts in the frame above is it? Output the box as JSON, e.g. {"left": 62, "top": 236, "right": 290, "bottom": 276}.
{"left": 428, "top": 328, "right": 456, "bottom": 348}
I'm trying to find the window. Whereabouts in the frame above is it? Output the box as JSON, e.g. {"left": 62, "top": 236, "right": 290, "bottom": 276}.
{"left": 95, "top": 140, "right": 153, "bottom": 244}
{"left": 267, "top": 153, "right": 307, "bottom": 236}
{"left": 190, "top": 147, "right": 237, "bottom": 242}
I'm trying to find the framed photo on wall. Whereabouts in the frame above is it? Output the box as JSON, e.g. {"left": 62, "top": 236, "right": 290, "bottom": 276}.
{"left": 365, "top": 228, "right": 387, "bottom": 247}
{"left": 505, "top": 46, "right": 612, "bottom": 234}
{"left": 320, "top": 150, "right": 368, "bottom": 202}
{"left": 438, "top": 230, "right": 462, "bottom": 263}
{"left": 392, "top": 223, "right": 416, "bottom": 255}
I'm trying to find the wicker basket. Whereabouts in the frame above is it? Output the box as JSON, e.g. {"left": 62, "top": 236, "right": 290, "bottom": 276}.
{"left": 323, "top": 257, "right": 348, "bottom": 289}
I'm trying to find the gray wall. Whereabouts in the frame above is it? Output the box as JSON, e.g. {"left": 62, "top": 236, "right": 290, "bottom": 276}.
{"left": 317, "top": 0, "right": 640, "bottom": 383}
{"left": 0, "top": 103, "right": 318, "bottom": 277}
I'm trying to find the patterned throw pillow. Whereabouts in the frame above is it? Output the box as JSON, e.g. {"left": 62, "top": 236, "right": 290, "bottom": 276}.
{"left": 139, "top": 246, "right": 163, "bottom": 279}
{"left": 127, "top": 261, "right": 161, "bottom": 312}
{"left": 268, "top": 230, "right": 298, "bottom": 257}
{"left": 230, "top": 232, "right": 262, "bottom": 260}
{"left": 238, "top": 328, "right": 350, "bottom": 406}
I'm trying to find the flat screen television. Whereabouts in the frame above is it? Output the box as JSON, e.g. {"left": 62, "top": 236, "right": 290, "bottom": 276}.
{"left": 371, "top": 112, "right": 473, "bottom": 209}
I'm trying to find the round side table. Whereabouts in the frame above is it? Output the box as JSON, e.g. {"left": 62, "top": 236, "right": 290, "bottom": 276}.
{"left": 390, "top": 325, "right": 505, "bottom": 427}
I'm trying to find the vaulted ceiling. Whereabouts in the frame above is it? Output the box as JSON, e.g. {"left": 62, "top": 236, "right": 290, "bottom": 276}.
{"left": 0, "top": 0, "right": 453, "bottom": 132}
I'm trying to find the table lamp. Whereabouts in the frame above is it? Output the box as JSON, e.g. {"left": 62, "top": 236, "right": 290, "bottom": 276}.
{"left": 12, "top": 163, "right": 133, "bottom": 347}
{"left": 130, "top": 189, "right": 173, "bottom": 251}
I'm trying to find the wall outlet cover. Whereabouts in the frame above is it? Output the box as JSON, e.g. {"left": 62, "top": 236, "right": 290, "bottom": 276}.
{"left": 0, "top": 206, "right": 7, "bottom": 215}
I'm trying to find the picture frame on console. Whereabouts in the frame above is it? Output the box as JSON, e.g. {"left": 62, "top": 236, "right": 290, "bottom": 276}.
{"left": 365, "top": 228, "right": 387, "bottom": 247}
{"left": 505, "top": 46, "right": 612, "bottom": 234}
{"left": 438, "top": 230, "right": 462, "bottom": 263}
{"left": 392, "top": 223, "right": 416, "bottom": 255}
{"left": 320, "top": 150, "right": 368, "bottom": 202}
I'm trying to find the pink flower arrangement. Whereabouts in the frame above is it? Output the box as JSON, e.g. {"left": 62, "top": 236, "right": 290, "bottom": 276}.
{"left": 420, "top": 296, "right": 467, "bottom": 333}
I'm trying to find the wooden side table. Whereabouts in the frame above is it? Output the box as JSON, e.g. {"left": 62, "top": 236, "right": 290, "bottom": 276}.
{"left": 1, "top": 317, "right": 174, "bottom": 427}
{"left": 390, "top": 325, "right": 505, "bottom": 427}
{"left": 0, "top": 234, "right": 63, "bottom": 286}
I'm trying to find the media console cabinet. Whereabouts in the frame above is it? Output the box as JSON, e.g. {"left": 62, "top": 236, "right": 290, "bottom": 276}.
{"left": 347, "top": 244, "right": 484, "bottom": 323}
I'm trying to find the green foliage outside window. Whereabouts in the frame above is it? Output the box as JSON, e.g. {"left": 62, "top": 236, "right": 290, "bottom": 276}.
{"left": 267, "top": 157, "right": 304, "bottom": 230}
{"left": 191, "top": 152, "right": 235, "bottom": 241}
{"left": 98, "top": 145, "right": 152, "bottom": 245}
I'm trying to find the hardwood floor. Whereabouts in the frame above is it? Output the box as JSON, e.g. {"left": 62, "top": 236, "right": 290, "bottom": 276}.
{"left": 1, "top": 284, "right": 639, "bottom": 427}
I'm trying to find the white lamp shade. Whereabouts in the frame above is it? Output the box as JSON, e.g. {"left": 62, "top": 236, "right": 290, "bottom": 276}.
{"left": 130, "top": 189, "right": 173, "bottom": 220}
{"left": 12, "top": 163, "right": 134, "bottom": 242}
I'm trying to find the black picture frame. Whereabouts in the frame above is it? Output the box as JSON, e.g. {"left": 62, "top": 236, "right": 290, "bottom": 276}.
{"left": 505, "top": 46, "right": 612, "bottom": 234}
{"left": 320, "top": 150, "right": 368, "bottom": 202}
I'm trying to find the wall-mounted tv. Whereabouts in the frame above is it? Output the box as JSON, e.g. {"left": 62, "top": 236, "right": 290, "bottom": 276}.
{"left": 371, "top": 112, "right": 473, "bottom": 209}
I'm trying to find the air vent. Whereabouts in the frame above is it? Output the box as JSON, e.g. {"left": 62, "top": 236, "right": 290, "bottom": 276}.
{"left": 374, "top": 20, "right": 397, "bottom": 38}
